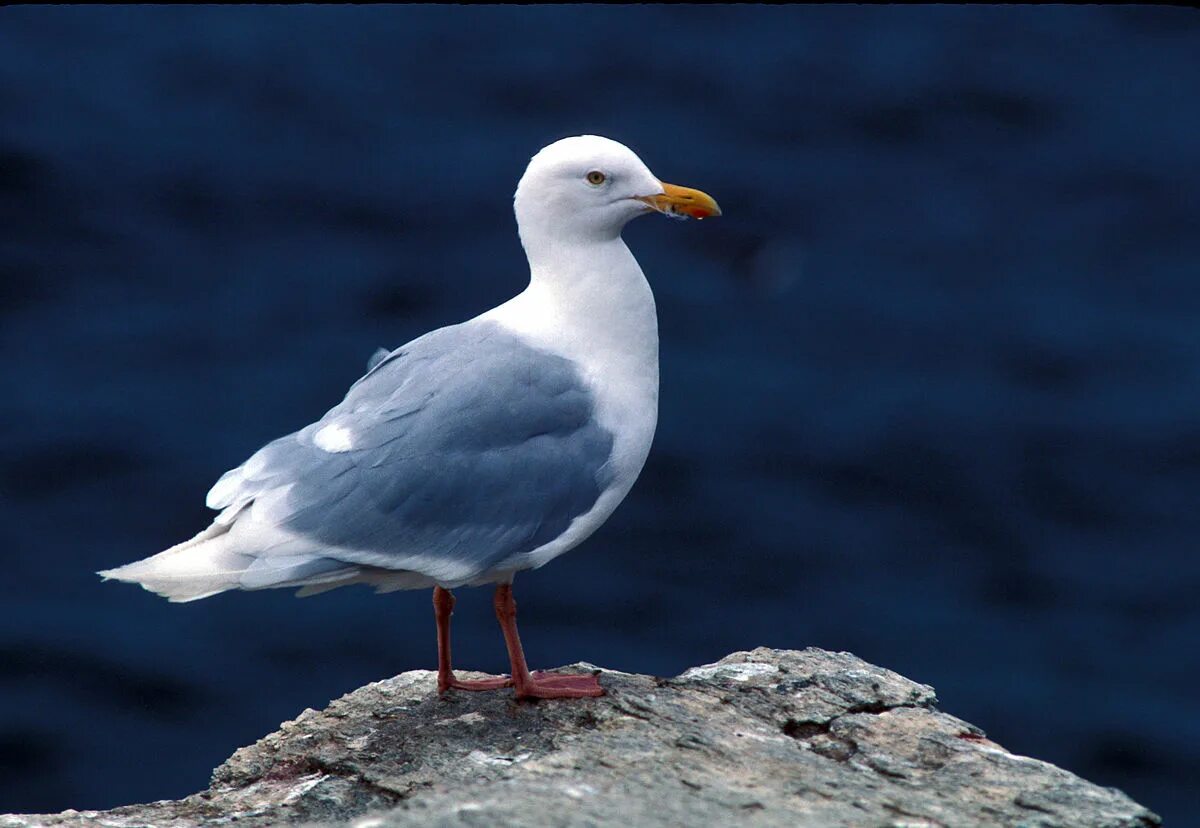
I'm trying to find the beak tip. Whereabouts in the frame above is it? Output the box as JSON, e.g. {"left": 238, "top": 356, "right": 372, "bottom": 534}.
{"left": 643, "top": 182, "right": 721, "bottom": 221}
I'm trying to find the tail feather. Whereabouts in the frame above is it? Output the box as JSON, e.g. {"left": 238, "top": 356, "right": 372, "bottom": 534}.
{"left": 98, "top": 522, "right": 252, "bottom": 602}
{"left": 99, "top": 522, "right": 360, "bottom": 603}
{"left": 238, "top": 555, "right": 358, "bottom": 590}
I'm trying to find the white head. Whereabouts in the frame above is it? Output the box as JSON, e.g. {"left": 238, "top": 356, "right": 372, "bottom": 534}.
{"left": 513, "top": 135, "right": 720, "bottom": 249}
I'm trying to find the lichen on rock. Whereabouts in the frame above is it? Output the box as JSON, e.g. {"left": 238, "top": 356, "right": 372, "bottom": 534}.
{"left": 0, "top": 648, "right": 1161, "bottom": 828}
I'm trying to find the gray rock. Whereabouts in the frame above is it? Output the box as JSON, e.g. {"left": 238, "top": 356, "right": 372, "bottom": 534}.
{"left": 0, "top": 648, "right": 1160, "bottom": 828}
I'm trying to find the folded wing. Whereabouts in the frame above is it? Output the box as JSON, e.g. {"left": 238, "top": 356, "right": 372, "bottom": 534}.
{"left": 101, "top": 320, "right": 615, "bottom": 600}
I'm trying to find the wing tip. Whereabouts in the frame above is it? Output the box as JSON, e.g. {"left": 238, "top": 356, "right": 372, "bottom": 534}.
{"left": 367, "top": 347, "right": 392, "bottom": 372}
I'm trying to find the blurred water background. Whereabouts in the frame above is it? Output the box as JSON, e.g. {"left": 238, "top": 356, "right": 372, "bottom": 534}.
{"left": 1, "top": 5, "right": 1197, "bottom": 822}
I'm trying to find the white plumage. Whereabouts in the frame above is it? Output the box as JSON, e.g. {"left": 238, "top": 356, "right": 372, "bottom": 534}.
{"left": 100, "top": 134, "right": 720, "bottom": 699}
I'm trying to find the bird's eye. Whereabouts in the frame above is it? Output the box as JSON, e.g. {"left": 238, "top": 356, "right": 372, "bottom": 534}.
{"left": 586, "top": 170, "right": 607, "bottom": 186}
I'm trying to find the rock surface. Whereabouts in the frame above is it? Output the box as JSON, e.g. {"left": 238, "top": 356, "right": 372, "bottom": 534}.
{"left": 1, "top": 648, "right": 1160, "bottom": 828}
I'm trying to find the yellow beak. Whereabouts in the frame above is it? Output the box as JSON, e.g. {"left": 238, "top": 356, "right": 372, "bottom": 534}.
{"left": 638, "top": 182, "right": 722, "bottom": 220}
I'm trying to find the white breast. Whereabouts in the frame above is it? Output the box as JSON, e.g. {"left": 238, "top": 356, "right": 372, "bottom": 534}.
{"left": 476, "top": 237, "right": 660, "bottom": 577}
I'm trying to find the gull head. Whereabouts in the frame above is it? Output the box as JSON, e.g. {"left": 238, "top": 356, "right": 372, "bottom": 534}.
{"left": 514, "top": 135, "right": 720, "bottom": 245}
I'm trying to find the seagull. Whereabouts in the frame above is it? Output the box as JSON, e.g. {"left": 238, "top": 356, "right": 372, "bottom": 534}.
{"left": 99, "top": 135, "right": 721, "bottom": 700}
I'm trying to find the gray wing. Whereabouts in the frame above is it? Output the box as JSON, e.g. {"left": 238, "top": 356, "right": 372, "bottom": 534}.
{"left": 207, "top": 320, "right": 615, "bottom": 581}
{"left": 366, "top": 347, "right": 391, "bottom": 372}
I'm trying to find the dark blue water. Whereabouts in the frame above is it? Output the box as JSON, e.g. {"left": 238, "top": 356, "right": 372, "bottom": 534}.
{"left": 1, "top": 6, "right": 1196, "bottom": 822}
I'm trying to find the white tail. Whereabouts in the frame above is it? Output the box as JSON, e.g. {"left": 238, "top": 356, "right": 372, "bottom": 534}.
{"left": 98, "top": 522, "right": 253, "bottom": 602}
{"left": 99, "top": 517, "right": 369, "bottom": 602}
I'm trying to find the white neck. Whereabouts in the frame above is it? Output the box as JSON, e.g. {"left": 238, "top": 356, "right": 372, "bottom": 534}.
{"left": 478, "top": 234, "right": 660, "bottom": 492}
{"left": 484, "top": 236, "right": 658, "bottom": 388}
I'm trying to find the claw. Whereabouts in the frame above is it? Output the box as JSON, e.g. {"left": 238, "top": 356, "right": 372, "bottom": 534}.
{"left": 515, "top": 671, "right": 604, "bottom": 700}
{"left": 438, "top": 674, "right": 514, "bottom": 693}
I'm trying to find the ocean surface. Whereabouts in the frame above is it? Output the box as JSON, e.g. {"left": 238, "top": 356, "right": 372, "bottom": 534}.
{"left": 1, "top": 6, "right": 1197, "bottom": 822}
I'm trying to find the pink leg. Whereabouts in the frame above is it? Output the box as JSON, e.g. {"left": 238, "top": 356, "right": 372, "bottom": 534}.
{"left": 493, "top": 583, "right": 604, "bottom": 700}
{"left": 433, "top": 586, "right": 512, "bottom": 693}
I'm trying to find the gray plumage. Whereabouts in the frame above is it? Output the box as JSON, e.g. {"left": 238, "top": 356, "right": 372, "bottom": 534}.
{"left": 104, "top": 320, "right": 616, "bottom": 599}
{"left": 366, "top": 347, "right": 391, "bottom": 371}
